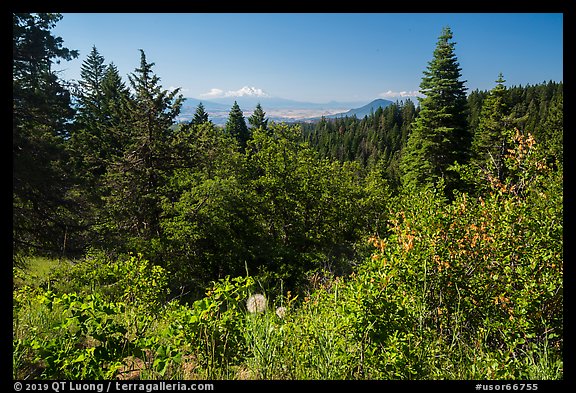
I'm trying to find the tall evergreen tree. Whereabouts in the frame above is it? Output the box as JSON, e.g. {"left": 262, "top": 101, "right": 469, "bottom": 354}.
{"left": 13, "top": 13, "right": 79, "bottom": 258}
{"left": 400, "top": 26, "right": 470, "bottom": 193}
{"left": 70, "top": 46, "right": 110, "bottom": 181}
{"left": 104, "top": 49, "right": 183, "bottom": 247}
{"left": 68, "top": 52, "right": 132, "bottom": 252}
{"left": 99, "top": 63, "right": 132, "bottom": 160}
{"left": 76, "top": 47, "right": 106, "bottom": 113}
{"left": 471, "top": 73, "right": 511, "bottom": 182}
{"left": 225, "top": 101, "right": 250, "bottom": 150}
{"left": 192, "top": 102, "right": 210, "bottom": 125}
{"left": 248, "top": 103, "right": 269, "bottom": 131}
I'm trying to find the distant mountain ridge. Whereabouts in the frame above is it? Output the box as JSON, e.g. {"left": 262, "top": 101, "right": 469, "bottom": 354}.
{"left": 321, "top": 99, "right": 393, "bottom": 119}
{"left": 181, "top": 96, "right": 365, "bottom": 111}
{"left": 178, "top": 97, "right": 394, "bottom": 125}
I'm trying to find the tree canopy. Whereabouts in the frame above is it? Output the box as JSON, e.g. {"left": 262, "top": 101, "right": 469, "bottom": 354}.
{"left": 13, "top": 13, "right": 79, "bottom": 258}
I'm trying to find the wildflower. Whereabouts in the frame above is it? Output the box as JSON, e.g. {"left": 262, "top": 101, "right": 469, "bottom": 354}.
{"left": 246, "top": 293, "right": 267, "bottom": 313}
{"left": 275, "top": 306, "right": 287, "bottom": 319}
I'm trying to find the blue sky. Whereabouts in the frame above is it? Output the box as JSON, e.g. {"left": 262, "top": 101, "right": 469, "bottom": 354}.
{"left": 51, "top": 13, "right": 563, "bottom": 104}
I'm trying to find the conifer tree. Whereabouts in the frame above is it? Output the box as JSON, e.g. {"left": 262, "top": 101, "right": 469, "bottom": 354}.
{"left": 77, "top": 46, "right": 106, "bottom": 114}
{"left": 471, "top": 73, "right": 511, "bottom": 182}
{"left": 67, "top": 55, "right": 132, "bottom": 252}
{"left": 400, "top": 26, "right": 470, "bottom": 193}
{"left": 98, "top": 63, "right": 132, "bottom": 159}
{"left": 13, "top": 13, "right": 79, "bottom": 257}
{"left": 248, "top": 103, "right": 269, "bottom": 131}
{"left": 71, "top": 47, "right": 116, "bottom": 181}
{"left": 192, "top": 102, "right": 210, "bottom": 125}
{"left": 104, "top": 49, "right": 183, "bottom": 245}
{"left": 225, "top": 101, "right": 250, "bottom": 150}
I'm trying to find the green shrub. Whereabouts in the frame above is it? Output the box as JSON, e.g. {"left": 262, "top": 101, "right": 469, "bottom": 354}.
{"left": 361, "top": 177, "right": 562, "bottom": 378}
{"left": 137, "top": 275, "right": 260, "bottom": 379}
{"left": 14, "top": 290, "right": 140, "bottom": 379}
{"left": 50, "top": 252, "right": 170, "bottom": 308}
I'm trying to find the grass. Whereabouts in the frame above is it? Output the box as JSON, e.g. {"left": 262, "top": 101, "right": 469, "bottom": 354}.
{"left": 14, "top": 256, "right": 70, "bottom": 288}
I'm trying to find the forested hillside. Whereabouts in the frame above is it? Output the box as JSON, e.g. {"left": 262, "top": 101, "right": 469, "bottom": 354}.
{"left": 300, "top": 81, "right": 562, "bottom": 189}
{"left": 13, "top": 14, "right": 563, "bottom": 381}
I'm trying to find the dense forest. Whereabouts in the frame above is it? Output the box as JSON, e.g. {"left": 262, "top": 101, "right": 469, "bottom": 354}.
{"left": 13, "top": 14, "right": 563, "bottom": 381}
{"left": 301, "top": 80, "right": 562, "bottom": 188}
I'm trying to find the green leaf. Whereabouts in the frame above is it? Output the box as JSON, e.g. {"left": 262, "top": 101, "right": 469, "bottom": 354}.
{"left": 73, "top": 353, "right": 86, "bottom": 363}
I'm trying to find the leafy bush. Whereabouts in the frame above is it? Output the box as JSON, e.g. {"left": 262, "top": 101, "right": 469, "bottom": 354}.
{"left": 14, "top": 290, "right": 139, "bottom": 379}
{"left": 136, "top": 275, "right": 260, "bottom": 379}
{"left": 360, "top": 176, "right": 562, "bottom": 378}
{"left": 13, "top": 253, "right": 171, "bottom": 379}
{"left": 50, "top": 252, "right": 169, "bottom": 308}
